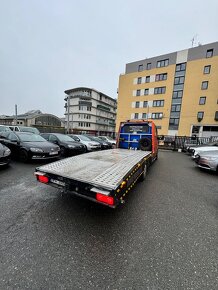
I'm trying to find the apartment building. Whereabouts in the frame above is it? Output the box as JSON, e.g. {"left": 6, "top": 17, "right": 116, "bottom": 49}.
{"left": 64, "top": 87, "right": 117, "bottom": 136}
{"left": 116, "top": 41, "right": 218, "bottom": 137}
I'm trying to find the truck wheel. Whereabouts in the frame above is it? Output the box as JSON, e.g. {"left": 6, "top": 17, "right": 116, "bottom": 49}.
{"left": 20, "top": 149, "right": 29, "bottom": 162}
{"left": 139, "top": 137, "right": 152, "bottom": 151}
{"left": 139, "top": 164, "right": 147, "bottom": 182}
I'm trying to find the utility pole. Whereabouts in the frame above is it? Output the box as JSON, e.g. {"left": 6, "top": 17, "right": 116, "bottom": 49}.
{"left": 67, "top": 96, "right": 70, "bottom": 134}
{"left": 15, "top": 104, "right": 18, "bottom": 125}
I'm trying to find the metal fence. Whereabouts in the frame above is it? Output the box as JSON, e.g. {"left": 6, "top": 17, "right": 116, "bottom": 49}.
{"left": 158, "top": 135, "right": 218, "bottom": 151}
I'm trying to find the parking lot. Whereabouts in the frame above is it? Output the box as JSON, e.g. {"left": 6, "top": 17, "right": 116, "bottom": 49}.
{"left": 0, "top": 150, "right": 218, "bottom": 289}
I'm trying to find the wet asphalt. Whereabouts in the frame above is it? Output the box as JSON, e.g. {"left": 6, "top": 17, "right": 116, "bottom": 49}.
{"left": 0, "top": 150, "right": 218, "bottom": 290}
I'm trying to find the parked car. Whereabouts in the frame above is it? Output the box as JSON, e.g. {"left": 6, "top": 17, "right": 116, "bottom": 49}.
{"left": 183, "top": 139, "right": 200, "bottom": 152}
{"left": 84, "top": 135, "right": 112, "bottom": 150}
{"left": 98, "top": 136, "right": 116, "bottom": 147}
{"left": 191, "top": 142, "right": 218, "bottom": 159}
{"left": 41, "top": 133, "right": 86, "bottom": 157}
{"left": 68, "top": 134, "right": 101, "bottom": 151}
{"left": 0, "top": 143, "right": 11, "bottom": 166}
{"left": 0, "top": 125, "right": 11, "bottom": 136}
{"left": 195, "top": 150, "right": 218, "bottom": 172}
{"left": 8, "top": 125, "right": 40, "bottom": 134}
{"left": 0, "top": 131, "right": 60, "bottom": 162}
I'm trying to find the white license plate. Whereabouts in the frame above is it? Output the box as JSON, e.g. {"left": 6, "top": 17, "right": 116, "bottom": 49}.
{"left": 49, "top": 151, "right": 58, "bottom": 155}
{"left": 50, "top": 179, "right": 65, "bottom": 186}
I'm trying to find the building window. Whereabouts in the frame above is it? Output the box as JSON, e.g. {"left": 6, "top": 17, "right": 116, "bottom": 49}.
{"left": 174, "top": 76, "right": 185, "bottom": 85}
{"left": 171, "top": 104, "right": 181, "bottom": 112}
{"left": 157, "top": 59, "right": 169, "bottom": 68}
{"left": 199, "top": 96, "right": 206, "bottom": 105}
{"left": 145, "top": 76, "right": 150, "bottom": 83}
{"left": 206, "top": 49, "right": 213, "bottom": 58}
{"left": 138, "top": 64, "right": 143, "bottom": 72}
{"left": 136, "top": 89, "right": 141, "bottom": 96}
{"left": 203, "top": 65, "right": 211, "bottom": 74}
{"left": 144, "top": 89, "right": 149, "bottom": 95}
{"left": 155, "top": 73, "right": 167, "bottom": 81}
{"left": 153, "top": 100, "right": 164, "bottom": 107}
{"left": 142, "top": 113, "right": 147, "bottom": 118}
{"left": 151, "top": 112, "right": 163, "bottom": 119}
{"left": 154, "top": 87, "right": 166, "bottom": 94}
{"left": 137, "top": 77, "right": 142, "bottom": 84}
{"left": 176, "top": 63, "right": 186, "bottom": 72}
{"left": 135, "top": 101, "right": 140, "bottom": 108}
{"left": 215, "top": 111, "right": 218, "bottom": 121}
{"left": 197, "top": 111, "right": 204, "bottom": 121}
{"left": 169, "top": 118, "right": 179, "bottom": 125}
{"left": 172, "top": 91, "right": 183, "bottom": 99}
{"left": 147, "top": 63, "right": 151, "bottom": 70}
{"left": 201, "top": 81, "right": 208, "bottom": 90}
{"left": 134, "top": 113, "right": 139, "bottom": 119}
{"left": 143, "top": 101, "right": 148, "bottom": 108}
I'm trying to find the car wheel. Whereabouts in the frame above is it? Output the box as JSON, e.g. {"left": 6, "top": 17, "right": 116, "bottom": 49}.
{"left": 60, "top": 147, "right": 66, "bottom": 157}
{"left": 20, "top": 149, "right": 29, "bottom": 162}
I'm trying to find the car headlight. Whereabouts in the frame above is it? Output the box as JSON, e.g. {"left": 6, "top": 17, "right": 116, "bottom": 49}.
{"left": 68, "top": 145, "right": 75, "bottom": 148}
{"left": 4, "top": 148, "right": 11, "bottom": 156}
{"left": 30, "top": 147, "right": 43, "bottom": 153}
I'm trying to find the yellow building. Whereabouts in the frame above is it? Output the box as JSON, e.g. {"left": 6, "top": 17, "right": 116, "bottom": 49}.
{"left": 117, "top": 42, "right": 218, "bottom": 137}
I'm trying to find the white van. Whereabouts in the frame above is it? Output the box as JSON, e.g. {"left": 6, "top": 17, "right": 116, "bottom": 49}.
{"left": 8, "top": 126, "right": 40, "bottom": 134}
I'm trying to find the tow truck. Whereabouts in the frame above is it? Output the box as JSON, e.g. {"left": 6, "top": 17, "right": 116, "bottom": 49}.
{"left": 35, "top": 120, "right": 158, "bottom": 208}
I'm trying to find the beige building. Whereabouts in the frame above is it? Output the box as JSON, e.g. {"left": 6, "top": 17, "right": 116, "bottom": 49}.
{"left": 117, "top": 41, "right": 218, "bottom": 137}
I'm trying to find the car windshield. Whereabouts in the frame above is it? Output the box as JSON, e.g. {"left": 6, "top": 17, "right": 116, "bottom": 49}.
{"left": 17, "top": 133, "right": 46, "bottom": 142}
{"left": 77, "top": 135, "right": 91, "bottom": 141}
{"left": 57, "top": 134, "right": 76, "bottom": 142}
{"left": 105, "top": 136, "right": 114, "bottom": 140}
{"left": 19, "top": 127, "right": 40, "bottom": 134}
{"left": 92, "top": 137, "right": 101, "bottom": 142}
{"left": 69, "top": 135, "right": 80, "bottom": 142}
{"left": 0, "top": 126, "right": 10, "bottom": 132}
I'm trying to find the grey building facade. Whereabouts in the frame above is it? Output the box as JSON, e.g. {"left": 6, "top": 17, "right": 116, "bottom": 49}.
{"left": 64, "top": 87, "right": 117, "bottom": 136}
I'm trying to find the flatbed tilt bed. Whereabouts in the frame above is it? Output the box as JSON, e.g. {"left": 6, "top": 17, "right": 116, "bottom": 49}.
{"left": 35, "top": 149, "right": 151, "bottom": 207}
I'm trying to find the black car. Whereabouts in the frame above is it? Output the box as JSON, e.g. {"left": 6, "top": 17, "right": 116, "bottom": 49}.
{"left": 84, "top": 135, "right": 112, "bottom": 150}
{"left": 41, "top": 133, "right": 86, "bottom": 157}
{"left": 0, "top": 143, "right": 11, "bottom": 166}
{"left": 0, "top": 131, "right": 60, "bottom": 162}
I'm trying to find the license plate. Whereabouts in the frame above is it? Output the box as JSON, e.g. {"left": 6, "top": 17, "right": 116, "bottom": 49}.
{"left": 49, "top": 151, "right": 58, "bottom": 155}
{"left": 50, "top": 179, "right": 65, "bottom": 186}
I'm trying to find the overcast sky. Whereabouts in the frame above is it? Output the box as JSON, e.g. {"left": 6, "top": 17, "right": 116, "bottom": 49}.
{"left": 0, "top": 0, "right": 217, "bottom": 117}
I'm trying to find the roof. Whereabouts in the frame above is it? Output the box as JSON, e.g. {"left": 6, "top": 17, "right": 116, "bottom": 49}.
{"left": 64, "top": 87, "right": 117, "bottom": 103}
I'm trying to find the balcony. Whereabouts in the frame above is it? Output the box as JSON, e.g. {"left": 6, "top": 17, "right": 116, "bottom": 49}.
{"left": 97, "top": 105, "right": 110, "bottom": 112}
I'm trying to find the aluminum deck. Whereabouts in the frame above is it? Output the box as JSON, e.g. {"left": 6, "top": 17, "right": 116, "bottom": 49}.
{"left": 36, "top": 149, "right": 151, "bottom": 190}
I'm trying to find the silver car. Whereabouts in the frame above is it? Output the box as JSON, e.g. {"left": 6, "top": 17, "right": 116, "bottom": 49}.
{"left": 69, "top": 134, "right": 101, "bottom": 151}
{"left": 195, "top": 150, "right": 218, "bottom": 172}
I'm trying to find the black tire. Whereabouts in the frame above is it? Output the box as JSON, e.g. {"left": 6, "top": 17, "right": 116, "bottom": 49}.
{"left": 60, "top": 146, "right": 66, "bottom": 157}
{"left": 139, "top": 164, "right": 147, "bottom": 182}
{"left": 139, "top": 137, "right": 152, "bottom": 151}
{"left": 20, "top": 149, "right": 29, "bottom": 162}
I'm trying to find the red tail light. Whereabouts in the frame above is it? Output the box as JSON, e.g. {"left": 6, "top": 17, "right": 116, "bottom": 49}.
{"left": 96, "top": 193, "right": 114, "bottom": 206}
{"left": 37, "top": 175, "right": 49, "bottom": 183}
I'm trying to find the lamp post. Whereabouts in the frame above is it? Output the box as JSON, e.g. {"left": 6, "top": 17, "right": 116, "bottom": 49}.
{"left": 67, "top": 96, "right": 70, "bottom": 134}
{"left": 15, "top": 104, "right": 18, "bottom": 125}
